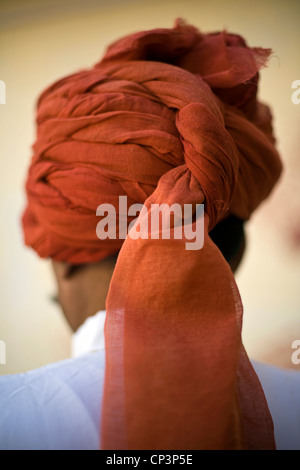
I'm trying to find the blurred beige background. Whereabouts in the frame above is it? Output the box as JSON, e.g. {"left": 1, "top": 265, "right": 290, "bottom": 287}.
{"left": 0, "top": 0, "right": 299, "bottom": 375}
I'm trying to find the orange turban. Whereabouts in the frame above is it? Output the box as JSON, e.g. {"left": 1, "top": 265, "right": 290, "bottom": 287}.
{"left": 22, "top": 19, "right": 282, "bottom": 449}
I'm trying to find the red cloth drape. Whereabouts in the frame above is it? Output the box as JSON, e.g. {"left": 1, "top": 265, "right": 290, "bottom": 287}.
{"left": 22, "top": 19, "right": 282, "bottom": 449}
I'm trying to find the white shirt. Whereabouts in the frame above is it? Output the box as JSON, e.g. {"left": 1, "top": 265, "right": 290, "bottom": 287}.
{"left": 0, "top": 310, "right": 299, "bottom": 450}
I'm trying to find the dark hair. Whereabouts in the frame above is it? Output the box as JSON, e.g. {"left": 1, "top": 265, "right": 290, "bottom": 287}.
{"left": 209, "top": 215, "right": 245, "bottom": 263}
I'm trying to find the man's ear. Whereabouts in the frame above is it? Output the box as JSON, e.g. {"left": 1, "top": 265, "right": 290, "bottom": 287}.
{"left": 63, "top": 264, "right": 87, "bottom": 279}
{"left": 51, "top": 260, "right": 85, "bottom": 280}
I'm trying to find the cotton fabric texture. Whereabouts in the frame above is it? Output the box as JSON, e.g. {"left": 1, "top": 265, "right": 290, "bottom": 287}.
{"left": 22, "top": 19, "right": 282, "bottom": 449}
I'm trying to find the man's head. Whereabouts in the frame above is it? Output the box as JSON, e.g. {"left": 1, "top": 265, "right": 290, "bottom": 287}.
{"left": 22, "top": 21, "right": 280, "bottom": 333}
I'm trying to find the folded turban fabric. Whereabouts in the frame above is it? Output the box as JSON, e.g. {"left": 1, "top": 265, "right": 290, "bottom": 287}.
{"left": 22, "top": 19, "right": 283, "bottom": 449}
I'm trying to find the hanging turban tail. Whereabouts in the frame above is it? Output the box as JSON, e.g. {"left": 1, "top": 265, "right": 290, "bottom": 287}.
{"left": 22, "top": 19, "right": 282, "bottom": 449}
